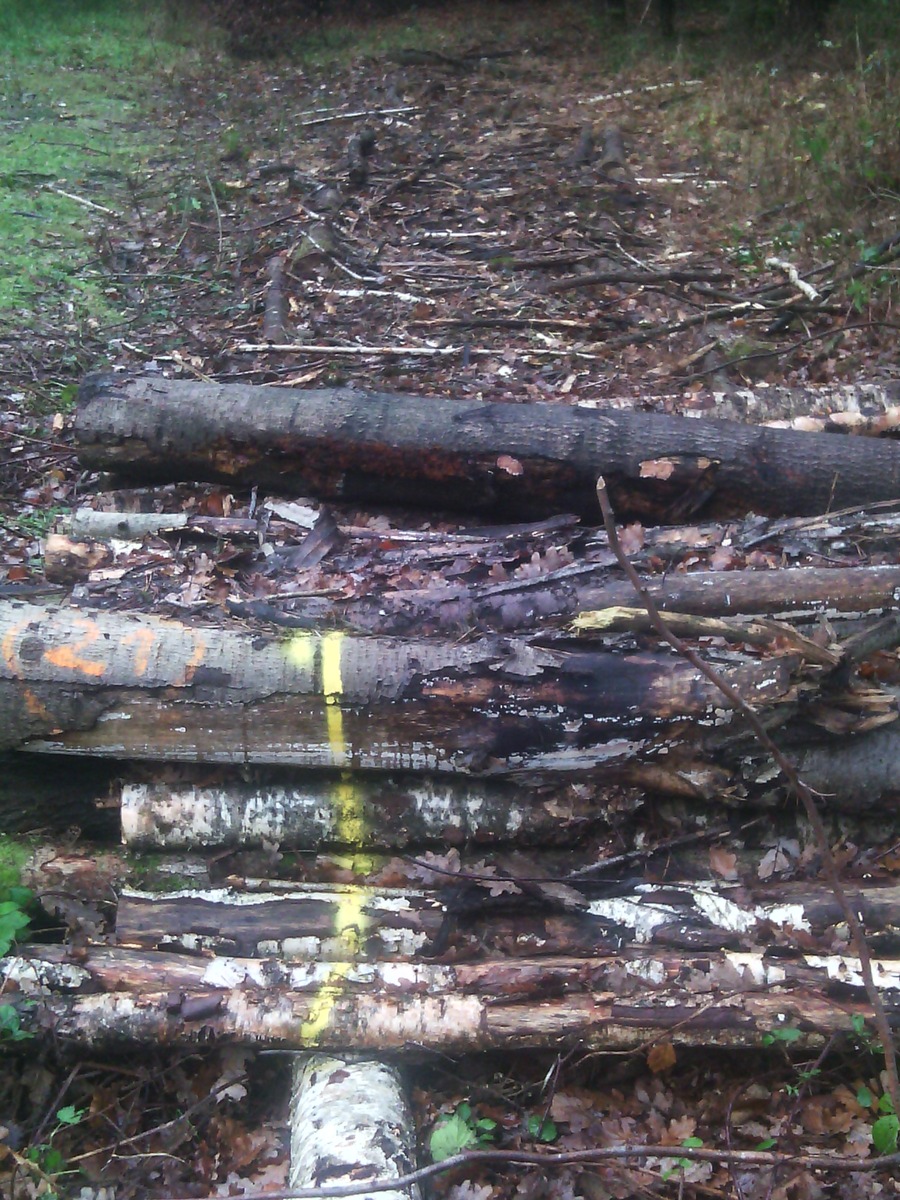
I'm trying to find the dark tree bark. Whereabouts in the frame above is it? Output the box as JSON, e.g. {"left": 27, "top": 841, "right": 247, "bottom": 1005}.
{"left": 106, "top": 880, "right": 900, "bottom": 961}
{"left": 74, "top": 374, "right": 900, "bottom": 521}
{"left": 0, "top": 600, "right": 799, "bottom": 769}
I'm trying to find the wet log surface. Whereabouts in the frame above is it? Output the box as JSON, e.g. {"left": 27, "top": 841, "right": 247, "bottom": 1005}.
{"left": 7, "top": 379, "right": 900, "bottom": 1061}
{"left": 10, "top": 946, "right": 900, "bottom": 1052}
{"left": 73, "top": 374, "right": 900, "bottom": 520}
{"left": 107, "top": 879, "right": 900, "bottom": 960}
{"left": 0, "top": 599, "right": 802, "bottom": 768}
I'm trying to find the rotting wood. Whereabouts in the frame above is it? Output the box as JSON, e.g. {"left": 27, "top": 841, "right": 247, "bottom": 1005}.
{"left": 73, "top": 374, "right": 900, "bottom": 520}
{"left": 262, "top": 253, "right": 288, "bottom": 343}
{"left": 8, "top": 948, "right": 899, "bottom": 1051}
{"left": 290, "top": 1055, "right": 420, "bottom": 1200}
{"left": 0, "top": 600, "right": 800, "bottom": 766}
{"left": 44, "top": 497, "right": 900, "bottom": 637}
{"left": 599, "top": 125, "right": 630, "bottom": 180}
{"left": 103, "top": 879, "right": 900, "bottom": 960}
{"left": 0, "top": 753, "right": 119, "bottom": 835}
{"left": 577, "top": 381, "right": 900, "bottom": 433}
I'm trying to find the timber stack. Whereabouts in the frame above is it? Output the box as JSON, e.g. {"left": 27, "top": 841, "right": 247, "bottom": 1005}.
{"left": 5, "top": 372, "right": 900, "bottom": 1189}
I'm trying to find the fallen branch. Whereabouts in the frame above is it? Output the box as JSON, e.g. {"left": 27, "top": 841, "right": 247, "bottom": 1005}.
{"left": 10, "top": 948, "right": 900, "bottom": 1050}
{"left": 166, "top": 1139, "right": 900, "bottom": 1200}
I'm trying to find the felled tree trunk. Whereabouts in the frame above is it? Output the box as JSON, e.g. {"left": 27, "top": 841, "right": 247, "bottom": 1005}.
{"left": 120, "top": 774, "right": 601, "bottom": 849}
{"left": 73, "top": 374, "right": 900, "bottom": 520}
{"left": 10, "top": 947, "right": 898, "bottom": 1051}
{"left": 231, "top": 562, "right": 900, "bottom": 637}
{"left": 47, "top": 499, "right": 900, "bottom": 636}
{"left": 0, "top": 600, "right": 798, "bottom": 768}
{"left": 105, "top": 880, "right": 900, "bottom": 960}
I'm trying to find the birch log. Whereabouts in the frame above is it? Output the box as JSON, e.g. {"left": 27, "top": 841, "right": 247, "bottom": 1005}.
{"left": 9, "top": 948, "right": 900, "bottom": 1051}
{"left": 290, "top": 1056, "right": 420, "bottom": 1200}
{"left": 106, "top": 880, "right": 900, "bottom": 960}
{"left": 120, "top": 775, "right": 601, "bottom": 849}
{"left": 73, "top": 374, "right": 900, "bottom": 519}
{"left": 578, "top": 381, "right": 900, "bottom": 433}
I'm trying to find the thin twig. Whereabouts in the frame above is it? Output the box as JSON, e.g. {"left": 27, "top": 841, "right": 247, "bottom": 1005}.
{"left": 165, "top": 1140, "right": 900, "bottom": 1200}
{"left": 204, "top": 172, "right": 224, "bottom": 270}
{"left": 298, "top": 105, "right": 419, "bottom": 128}
{"left": 234, "top": 342, "right": 607, "bottom": 359}
{"left": 44, "top": 184, "right": 119, "bottom": 217}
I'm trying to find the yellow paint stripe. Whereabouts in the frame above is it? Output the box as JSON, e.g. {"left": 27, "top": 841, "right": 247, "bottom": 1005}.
{"left": 285, "top": 630, "right": 374, "bottom": 1044}
{"left": 334, "top": 779, "right": 367, "bottom": 849}
{"left": 284, "top": 631, "right": 316, "bottom": 670}
{"left": 300, "top": 971, "right": 350, "bottom": 1042}
{"left": 321, "top": 631, "right": 344, "bottom": 700}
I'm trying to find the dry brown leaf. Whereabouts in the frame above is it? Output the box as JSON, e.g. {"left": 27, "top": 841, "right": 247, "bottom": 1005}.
{"left": 618, "top": 522, "right": 644, "bottom": 555}
{"left": 639, "top": 457, "right": 676, "bottom": 480}
{"left": 647, "top": 1041, "right": 677, "bottom": 1074}
{"left": 496, "top": 454, "right": 524, "bottom": 475}
{"left": 709, "top": 844, "right": 739, "bottom": 880}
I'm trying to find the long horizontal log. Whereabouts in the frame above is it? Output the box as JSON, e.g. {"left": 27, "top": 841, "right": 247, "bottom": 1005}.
{"left": 580, "top": 381, "right": 900, "bottom": 432}
{"left": 244, "top": 563, "right": 900, "bottom": 636}
{"left": 106, "top": 880, "right": 900, "bottom": 960}
{"left": 0, "top": 601, "right": 797, "bottom": 767}
{"left": 120, "top": 774, "right": 600, "bottom": 849}
{"left": 45, "top": 505, "right": 900, "bottom": 636}
{"left": 73, "top": 374, "right": 900, "bottom": 520}
{"left": 10, "top": 947, "right": 899, "bottom": 1051}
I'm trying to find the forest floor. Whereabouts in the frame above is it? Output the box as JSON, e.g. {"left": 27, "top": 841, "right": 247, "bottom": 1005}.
{"left": 1, "top": 1, "right": 900, "bottom": 1197}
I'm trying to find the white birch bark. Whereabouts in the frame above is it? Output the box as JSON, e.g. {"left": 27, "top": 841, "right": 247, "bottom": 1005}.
{"left": 289, "top": 1055, "right": 420, "bottom": 1200}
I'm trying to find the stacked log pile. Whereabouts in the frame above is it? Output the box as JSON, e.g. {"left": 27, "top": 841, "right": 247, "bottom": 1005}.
{"left": 5, "top": 373, "right": 900, "bottom": 1185}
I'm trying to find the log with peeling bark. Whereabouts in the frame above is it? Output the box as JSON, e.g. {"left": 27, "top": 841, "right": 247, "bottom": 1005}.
{"left": 120, "top": 774, "right": 602, "bottom": 849}
{"left": 289, "top": 1056, "right": 420, "bottom": 1200}
{"left": 101, "top": 880, "right": 900, "bottom": 960}
{"left": 263, "top": 563, "right": 900, "bottom": 637}
{"left": 580, "top": 381, "right": 900, "bottom": 432}
{"left": 0, "top": 600, "right": 801, "bottom": 768}
{"left": 73, "top": 374, "right": 900, "bottom": 520}
{"left": 8, "top": 946, "right": 899, "bottom": 1051}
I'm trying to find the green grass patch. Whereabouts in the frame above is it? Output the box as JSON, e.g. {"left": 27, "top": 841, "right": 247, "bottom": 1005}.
{"left": 0, "top": 0, "right": 209, "bottom": 323}
{"left": 0, "top": 833, "right": 31, "bottom": 893}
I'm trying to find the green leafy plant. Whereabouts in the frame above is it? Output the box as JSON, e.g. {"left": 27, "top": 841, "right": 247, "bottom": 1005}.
{"left": 0, "top": 836, "right": 33, "bottom": 956}
{"left": 525, "top": 1112, "right": 558, "bottom": 1143}
{"left": 762, "top": 1024, "right": 803, "bottom": 1047}
{"left": 429, "top": 1102, "right": 498, "bottom": 1162}
{"left": 20, "top": 1104, "right": 86, "bottom": 1198}
{"left": 0, "top": 1002, "right": 31, "bottom": 1042}
{"left": 857, "top": 1085, "right": 900, "bottom": 1154}
{"left": 850, "top": 1013, "right": 879, "bottom": 1052}
{"left": 785, "top": 1066, "right": 821, "bottom": 1097}
{"left": 0, "top": 892, "right": 31, "bottom": 956}
{"left": 661, "top": 1137, "right": 704, "bottom": 1180}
